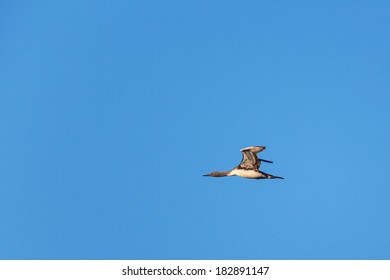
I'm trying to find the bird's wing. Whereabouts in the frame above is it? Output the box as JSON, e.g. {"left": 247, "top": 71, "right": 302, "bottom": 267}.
{"left": 238, "top": 146, "right": 265, "bottom": 170}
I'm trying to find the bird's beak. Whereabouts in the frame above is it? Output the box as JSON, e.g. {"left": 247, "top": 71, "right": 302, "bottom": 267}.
{"left": 203, "top": 173, "right": 211, "bottom": 176}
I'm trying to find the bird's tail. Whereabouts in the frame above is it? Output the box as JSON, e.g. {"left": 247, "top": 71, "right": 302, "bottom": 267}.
{"left": 264, "top": 172, "right": 284, "bottom": 179}
{"left": 270, "top": 175, "right": 284, "bottom": 179}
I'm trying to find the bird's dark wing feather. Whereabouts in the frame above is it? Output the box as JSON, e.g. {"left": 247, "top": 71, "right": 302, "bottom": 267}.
{"left": 238, "top": 150, "right": 260, "bottom": 170}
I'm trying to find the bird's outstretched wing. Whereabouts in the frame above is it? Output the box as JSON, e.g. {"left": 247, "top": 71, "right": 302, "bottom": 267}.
{"left": 238, "top": 146, "right": 266, "bottom": 170}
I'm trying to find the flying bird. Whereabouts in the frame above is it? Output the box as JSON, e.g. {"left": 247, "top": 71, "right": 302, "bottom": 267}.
{"left": 203, "top": 146, "right": 284, "bottom": 179}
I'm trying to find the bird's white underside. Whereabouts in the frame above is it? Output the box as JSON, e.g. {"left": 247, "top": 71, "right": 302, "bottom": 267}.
{"left": 228, "top": 169, "right": 266, "bottom": 179}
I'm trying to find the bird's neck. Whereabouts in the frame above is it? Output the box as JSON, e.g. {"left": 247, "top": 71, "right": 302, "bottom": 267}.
{"left": 212, "top": 171, "right": 230, "bottom": 177}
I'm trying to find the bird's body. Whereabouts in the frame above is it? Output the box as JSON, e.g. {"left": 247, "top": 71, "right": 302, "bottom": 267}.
{"left": 204, "top": 146, "right": 284, "bottom": 180}
{"left": 228, "top": 168, "right": 268, "bottom": 179}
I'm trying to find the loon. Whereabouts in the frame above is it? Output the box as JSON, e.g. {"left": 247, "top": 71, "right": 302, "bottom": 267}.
{"left": 203, "top": 146, "right": 284, "bottom": 179}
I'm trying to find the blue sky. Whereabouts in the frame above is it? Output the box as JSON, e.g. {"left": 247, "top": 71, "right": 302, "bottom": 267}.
{"left": 1, "top": 0, "right": 389, "bottom": 259}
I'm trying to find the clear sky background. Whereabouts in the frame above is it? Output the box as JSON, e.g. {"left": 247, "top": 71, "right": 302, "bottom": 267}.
{"left": 1, "top": 1, "right": 389, "bottom": 260}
